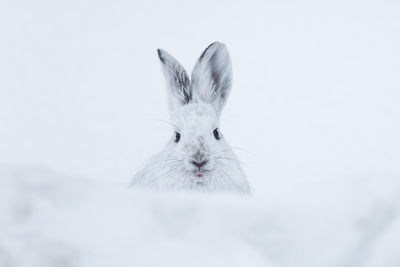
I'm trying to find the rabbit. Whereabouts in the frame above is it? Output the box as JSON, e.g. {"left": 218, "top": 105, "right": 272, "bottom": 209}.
{"left": 131, "top": 42, "right": 251, "bottom": 195}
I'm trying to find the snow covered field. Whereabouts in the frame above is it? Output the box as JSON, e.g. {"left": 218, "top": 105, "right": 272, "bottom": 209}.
{"left": 1, "top": 166, "right": 400, "bottom": 267}
{"left": 1, "top": 0, "right": 400, "bottom": 266}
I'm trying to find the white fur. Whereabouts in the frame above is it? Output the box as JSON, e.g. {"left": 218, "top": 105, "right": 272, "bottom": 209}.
{"left": 132, "top": 42, "right": 251, "bottom": 195}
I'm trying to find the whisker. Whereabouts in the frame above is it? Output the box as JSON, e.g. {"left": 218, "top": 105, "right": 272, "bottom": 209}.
{"left": 148, "top": 118, "right": 178, "bottom": 130}
{"left": 230, "top": 146, "right": 257, "bottom": 157}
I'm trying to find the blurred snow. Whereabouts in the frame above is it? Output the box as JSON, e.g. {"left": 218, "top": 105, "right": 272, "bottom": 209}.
{"left": 1, "top": 165, "right": 399, "bottom": 267}
{"left": 1, "top": 0, "right": 400, "bottom": 266}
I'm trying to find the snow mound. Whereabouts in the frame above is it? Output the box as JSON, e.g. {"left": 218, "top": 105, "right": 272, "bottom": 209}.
{"left": 1, "top": 165, "right": 399, "bottom": 267}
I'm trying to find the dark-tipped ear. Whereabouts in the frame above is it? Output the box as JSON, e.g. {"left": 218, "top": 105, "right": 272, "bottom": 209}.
{"left": 191, "top": 42, "right": 232, "bottom": 113}
{"left": 157, "top": 49, "right": 192, "bottom": 111}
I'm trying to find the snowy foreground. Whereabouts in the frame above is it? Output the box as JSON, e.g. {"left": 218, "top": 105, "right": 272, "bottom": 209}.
{"left": 1, "top": 166, "right": 400, "bottom": 267}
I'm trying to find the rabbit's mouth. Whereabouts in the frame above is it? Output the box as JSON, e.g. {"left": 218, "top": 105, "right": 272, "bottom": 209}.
{"left": 193, "top": 169, "right": 210, "bottom": 178}
{"left": 195, "top": 173, "right": 203, "bottom": 178}
{"left": 190, "top": 158, "right": 210, "bottom": 178}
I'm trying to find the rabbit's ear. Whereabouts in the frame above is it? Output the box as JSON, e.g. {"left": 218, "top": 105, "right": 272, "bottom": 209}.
{"left": 191, "top": 42, "right": 232, "bottom": 113}
{"left": 157, "top": 49, "right": 192, "bottom": 111}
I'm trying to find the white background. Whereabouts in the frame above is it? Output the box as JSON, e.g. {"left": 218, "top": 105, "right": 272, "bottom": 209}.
{"left": 1, "top": 0, "right": 399, "bottom": 188}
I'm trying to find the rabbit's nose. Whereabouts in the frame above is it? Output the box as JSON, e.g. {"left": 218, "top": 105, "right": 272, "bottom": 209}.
{"left": 191, "top": 160, "right": 208, "bottom": 168}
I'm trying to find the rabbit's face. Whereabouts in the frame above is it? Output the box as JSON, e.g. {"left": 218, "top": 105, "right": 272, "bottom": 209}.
{"left": 171, "top": 103, "right": 226, "bottom": 179}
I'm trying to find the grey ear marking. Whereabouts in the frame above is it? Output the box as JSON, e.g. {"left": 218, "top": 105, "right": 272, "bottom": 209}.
{"left": 191, "top": 42, "right": 233, "bottom": 113}
{"left": 157, "top": 48, "right": 192, "bottom": 110}
{"left": 157, "top": 49, "right": 166, "bottom": 64}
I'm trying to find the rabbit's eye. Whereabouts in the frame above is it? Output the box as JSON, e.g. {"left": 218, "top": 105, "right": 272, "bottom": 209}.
{"left": 213, "top": 128, "right": 221, "bottom": 140}
{"left": 175, "top": 132, "right": 181, "bottom": 143}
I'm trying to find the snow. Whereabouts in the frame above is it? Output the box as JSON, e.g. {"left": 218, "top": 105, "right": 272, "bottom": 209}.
{"left": 1, "top": 0, "right": 400, "bottom": 266}
{"left": 1, "top": 166, "right": 399, "bottom": 267}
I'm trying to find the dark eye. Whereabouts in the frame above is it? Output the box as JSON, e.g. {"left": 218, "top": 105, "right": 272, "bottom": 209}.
{"left": 175, "top": 132, "right": 181, "bottom": 143}
{"left": 213, "top": 128, "right": 221, "bottom": 140}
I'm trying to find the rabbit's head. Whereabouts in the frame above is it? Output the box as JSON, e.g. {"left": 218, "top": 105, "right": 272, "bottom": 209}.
{"left": 133, "top": 42, "right": 250, "bottom": 194}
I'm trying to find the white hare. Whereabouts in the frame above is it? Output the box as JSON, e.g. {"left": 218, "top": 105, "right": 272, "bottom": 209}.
{"left": 132, "top": 42, "right": 251, "bottom": 195}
